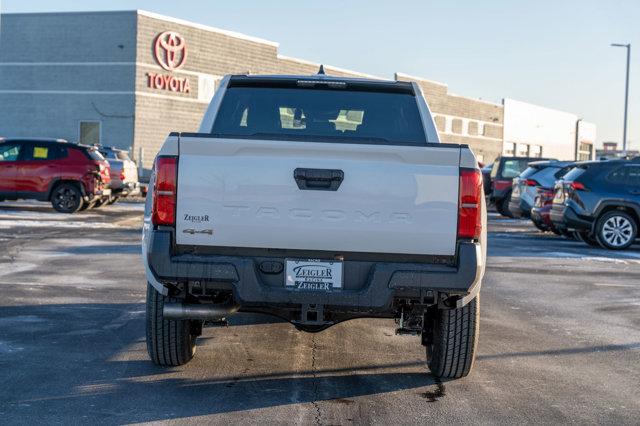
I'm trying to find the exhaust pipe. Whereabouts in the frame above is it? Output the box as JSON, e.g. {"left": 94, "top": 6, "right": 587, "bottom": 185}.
{"left": 163, "top": 302, "right": 239, "bottom": 320}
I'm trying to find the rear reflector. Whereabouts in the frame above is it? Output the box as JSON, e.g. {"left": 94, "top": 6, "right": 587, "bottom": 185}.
{"left": 458, "top": 168, "right": 483, "bottom": 240}
{"left": 152, "top": 156, "right": 177, "bottom": 226}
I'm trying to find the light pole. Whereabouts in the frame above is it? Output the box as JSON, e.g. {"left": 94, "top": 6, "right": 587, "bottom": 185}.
{"left": 611, "top": 43, "right": 631, "bottom": 155}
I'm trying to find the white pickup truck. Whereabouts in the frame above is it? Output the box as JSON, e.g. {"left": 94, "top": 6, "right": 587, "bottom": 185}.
{"left": 142, "top": 73, "right": 486, "bottom": 379}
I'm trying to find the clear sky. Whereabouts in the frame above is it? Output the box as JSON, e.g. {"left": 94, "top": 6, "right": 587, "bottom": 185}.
{"left": 2, "top": 0, "right": 638, "bottom": 148}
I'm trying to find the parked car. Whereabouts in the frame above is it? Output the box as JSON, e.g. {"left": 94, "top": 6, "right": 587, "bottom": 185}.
{"left": 0, "top": 138, "right": 111, "bottom": 213}
{"left": 550, "top": 158, "right": 640, "bottom": 249}
{"left": 95, "top": 145, "right": 140, "bottom": 204}
{"left": 508, "top": 160, "right": 574, "bottom": 218}
{"left": 489, "top": 155, "right": 554, "bottom": 216}
{"left": 142, "top": 73, "right": 487, "bottom": 379}
{"left": 530, "top": 186, "right": 559, "bottom": 233}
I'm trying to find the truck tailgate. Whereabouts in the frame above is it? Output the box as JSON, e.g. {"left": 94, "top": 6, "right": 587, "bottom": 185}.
{"left": 176, "top": 137, "right": 460, "bottom": 255}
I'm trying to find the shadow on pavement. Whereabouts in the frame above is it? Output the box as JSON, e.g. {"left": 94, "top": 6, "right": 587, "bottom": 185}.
{"left": 0, "top": 302, "right": 434, "bottom": 423}
{"left": 478, "top": 342, "right": 640, "bottom": 360}
{"left": 60, "top": 244, "right": 141, "bottom": 255}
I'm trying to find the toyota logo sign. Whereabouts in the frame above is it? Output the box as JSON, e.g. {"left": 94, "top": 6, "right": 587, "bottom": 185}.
{"left": 154, "top": 31, "right": 187, "bottom": 71}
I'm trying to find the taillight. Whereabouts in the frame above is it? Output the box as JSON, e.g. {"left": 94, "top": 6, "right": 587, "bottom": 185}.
{"left": 119, "top": 170, "right": 126, "bottom": 181}
{"left": 539, "top": 188, "right": 555, "bottom": 205}
{"left": 525, "top": 179, "right": 539, "bottom": 187}
{"left": 458, "top": 168, "right": 483, "bottom": 240}
{"left": 152, "top": 156, "right": 177, "bottom": 226}
{"left": 570, "top": 181, "right": 586, "bottom": 191}
{"left": 493, "top": 179, "right": 511, "bottom": 190}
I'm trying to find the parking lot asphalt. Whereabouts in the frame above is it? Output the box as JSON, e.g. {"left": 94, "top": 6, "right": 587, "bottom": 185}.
{"left": 0, "top": 202, "right": 639, "bottom": 425}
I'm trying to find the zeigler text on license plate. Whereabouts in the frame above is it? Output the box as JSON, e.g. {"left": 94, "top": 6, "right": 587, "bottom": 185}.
{"left": 285, "top": 259, "right": 343, "bottom": 290}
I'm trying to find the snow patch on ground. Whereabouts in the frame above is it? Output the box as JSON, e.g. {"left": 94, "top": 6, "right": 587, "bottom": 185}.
{"left": 0, "top": 200, "right": 144, "bottom": 230}
{"left": 0, "top": 209, "right": 102, "bottom": 220}
{"left": 0, "top": 220, "right": 120, "bottom": 229}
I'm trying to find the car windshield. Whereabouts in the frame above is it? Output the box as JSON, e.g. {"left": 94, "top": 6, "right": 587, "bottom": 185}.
{"left": 211, "top": 86, "right": 427, "bottom": 145}
{"left": 101, "top": 149, "right": 131, "bottom": 161}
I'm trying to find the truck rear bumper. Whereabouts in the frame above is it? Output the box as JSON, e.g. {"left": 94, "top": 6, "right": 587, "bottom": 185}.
{"left": 144, "top": 229, "right": 483, "bottom": 311}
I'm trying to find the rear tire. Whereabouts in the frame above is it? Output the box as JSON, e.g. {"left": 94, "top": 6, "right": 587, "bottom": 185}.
{"left": 496, "top": 196, "right": 513, "bottom": 218}
{"left": 595, "top": 210, "right": 637, "bottom": 250}
{"left": 146, "top": 282, "right": 197, "bottom": 366}
{"left": 51, "top": 183, "right": 82, "bottom": 213}
{"left": 532, "top": 219, "right": 548, "bottom": 232}
{"left": 426, "top": 295, "right": 479, "bottom": 379}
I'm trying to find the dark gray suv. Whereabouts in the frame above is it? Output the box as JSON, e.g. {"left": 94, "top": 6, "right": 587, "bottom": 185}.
{"left": 550, "top": 159, "right": 640, "bottom": 250}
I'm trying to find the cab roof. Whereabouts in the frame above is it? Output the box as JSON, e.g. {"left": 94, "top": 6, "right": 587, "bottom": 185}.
{"left": 227, "top": 74, "right": 416, "bottom": 95}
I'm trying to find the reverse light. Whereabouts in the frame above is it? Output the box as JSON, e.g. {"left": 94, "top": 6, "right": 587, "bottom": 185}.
{"left": 152, "top": 156, "right": 178, "bottom": 226}
{"left": 458, "top": 168, "right": 483, "bottom": 240}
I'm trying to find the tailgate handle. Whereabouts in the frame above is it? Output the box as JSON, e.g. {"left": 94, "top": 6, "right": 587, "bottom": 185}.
{"left": 294, "top": 168, "right": 344, "bottom": 191}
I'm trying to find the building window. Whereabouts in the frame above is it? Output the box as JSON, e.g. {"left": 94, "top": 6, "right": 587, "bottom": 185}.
{"left": 530, "top": 145, "right": 542, "bottom": 158}
{"left": 79, "top": 121, "right": 101, "bottom": 145}
{"left": 503, "top": 142, "right": 515, "bottom": 156}
{"left": 434, "top": 115, "right": 446, "bottom": 132}
{"left": 517, "top": 143, "right": 529, "bottom": 157}
{"left": 451, "top": 118, "right": 463, "bottom": 134}
{"left": 578, "top": 153, "right": 591, "bottom": 161}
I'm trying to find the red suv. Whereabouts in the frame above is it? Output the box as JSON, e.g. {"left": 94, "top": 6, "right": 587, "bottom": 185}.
{"left": 0, "top": 138, "right": 111, "bottom": 213}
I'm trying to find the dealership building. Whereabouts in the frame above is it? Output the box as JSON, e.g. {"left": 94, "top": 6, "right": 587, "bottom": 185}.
{"left": 0, "top": 10, "right": 596, "bottom": 176}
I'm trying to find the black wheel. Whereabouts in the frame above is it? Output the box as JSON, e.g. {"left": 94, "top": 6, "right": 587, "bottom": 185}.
{"left": 426, "top": 295, "right": 479, "bottom": 379}
{"left": 146, "top": 282, "right": 198, "bottom": 366}
{"left": 573, "top": 231, "right": 600, "bottom": 247}
{"left": 106, "top": 196, "right": 119, "bottom": 205}
{"left": 496, "top": 196, "right": 513, "bottom": 218}
{"left": 595, "top": 210, "right": 637, "bottom": 250}
{"left": 51, "top": 183, "right": 82, "bottom": 213}
{"left": 532, "top": 219, "right": 548, "bottom": 232}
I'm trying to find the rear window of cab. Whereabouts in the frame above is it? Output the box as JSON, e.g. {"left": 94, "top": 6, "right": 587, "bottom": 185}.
{"left": 211, "top": 86, "right": 427, "bottom": 146}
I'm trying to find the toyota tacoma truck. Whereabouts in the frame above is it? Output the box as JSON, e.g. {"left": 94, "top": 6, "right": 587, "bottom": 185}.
{"left": 142, "top": 73, "right": 486, "bottom": 379}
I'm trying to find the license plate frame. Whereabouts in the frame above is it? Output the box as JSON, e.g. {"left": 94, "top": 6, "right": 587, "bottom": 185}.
{"left": 285, "top": 259, "right": 343, "bottom": 291}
